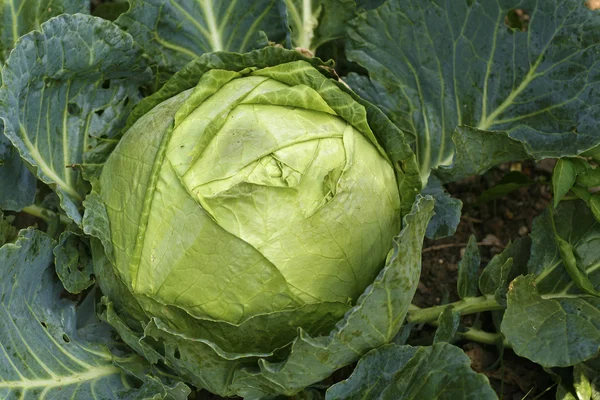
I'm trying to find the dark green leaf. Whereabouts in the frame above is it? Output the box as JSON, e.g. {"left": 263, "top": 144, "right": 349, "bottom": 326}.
{"left": 577, "top": 169, "right": 600, "bottom": 188}
{"left": 283, "top": 0, "right": 356, "bottom": 51}
{"left": 346, "top": 0, "right": 600, "bottom": 178}
{"left": 54, "top": 231, "right": 94, "bottom": 294}
{"left": 433, "top": 306, "right": 460, "bottom": 344}
{"left": 479, "top": 237, "right": 531, "bottom": 307}
{"left": 0, "top": 228, "right": 191, "bottom": 398}
{"left": 0, "top": 14, "right": 152, "bottom": 224}
{"left": 477, "top": 171, "right": 534, "bottom": 205}
{"left": 457, "top": 235, "right": 480, "bottom": 299}
{"left": 554, "top": 234, "right": 600, "bottom": 297}
{"left": 116, "top": 0, "right": 287, "bottom": 77}
{"left": 435, "top": 127, "right": 530, "bottom": 183}
{"left": 590, "top": 194, "right": 600, "bottom": 223}
{"left": 553, "top": 158, "right": 578, "bottom": 206}
{"left": 0, "top": 211, "right": 16, "bottom": 246}
{"left": 502, "top": 275, "right": 600, "bottom": 368}
{"left": 0, "top": 0, "right": 89, "bottom": 63}
{"left": 528, "top": 201, "right": 600, "bottom": 295}
{"left": 325, "top": 343, "right": 497, "bottom": 400}
{"left": 423, "top": 175, "right": 462, "bottom": 239}
{"left": 0, "top": 145, "right": 36, "bottom": 211}
{"left": 92, "top": 1, "right": 129, "bottom": 21}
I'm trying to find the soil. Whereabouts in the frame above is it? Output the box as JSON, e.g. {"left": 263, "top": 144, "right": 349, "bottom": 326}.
{"left": 414, "top": 160, "right": 556, "bottom": 399}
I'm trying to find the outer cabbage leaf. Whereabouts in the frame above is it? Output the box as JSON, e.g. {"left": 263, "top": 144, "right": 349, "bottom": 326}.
{"left": 282, "top": 0, "right": 356, "bottom": 51}
{"left": 501, "top": 201, "right": 600, "bottom": 367}
{"left": 0, "top": 0, "right": 88, "bottom": 63}
{"left": 325, "top": 343, "right": 497, "bottom": 400}
{"left": 0, "top": 1, "right": 89, "bottom": 211}
{"left": 0, "top": 14, "right": 152, "bottom": 224}
{"left": 0, "top": 228, "right": 190, "bottom": 399}
{"left": 116, "top": 0, "right": 287, "bottom": 77}
{"left": 346, "top": 0, "right": 600, "bottom": 179}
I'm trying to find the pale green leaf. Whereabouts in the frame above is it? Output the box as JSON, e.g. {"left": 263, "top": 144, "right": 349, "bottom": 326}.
{"left": 230, "top": 197, "right": 434, "bottom": 398}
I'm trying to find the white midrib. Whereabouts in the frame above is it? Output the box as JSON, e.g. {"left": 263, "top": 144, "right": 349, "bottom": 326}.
{"left": 18, "top": 126, "right": 82, "bottom": 201}
{"left": 200, "top": 0, "right": 223, "bottom": 51}
{"left": 300, "top": 0, "right": 315, "bottom": 50}
{"left": 477, "top": 65, "right": 540, "bottom": 131}
{"left": 0, "top": 364, "right": 121, "bottom": 389}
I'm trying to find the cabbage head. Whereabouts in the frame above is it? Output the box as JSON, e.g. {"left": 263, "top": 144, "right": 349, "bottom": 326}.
{"left": 87, "top": 48, "right": 431, "bottom": 398}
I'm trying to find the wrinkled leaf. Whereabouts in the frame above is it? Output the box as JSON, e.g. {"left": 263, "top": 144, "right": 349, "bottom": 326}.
{"left": 325, "top": 343, "right": 497, "bottom": 399}
{"left": 0, "top": 14, "right": 152, "bottom": 225}
{"left": 230, "top": 197, "right": 434, "bottom": 398}
{"left": 0, "top": 211, "right": 16, "bottom": 246}
{"left": 423, "top": 175, "right": 462, "bottom": 239}
{"left": 54, "top": 231, "right": 94, "bottom": 294}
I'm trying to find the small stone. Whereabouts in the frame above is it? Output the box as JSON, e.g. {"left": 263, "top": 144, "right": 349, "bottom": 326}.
{"left": 518, "top": 226, "right": 529, "bottom": 236}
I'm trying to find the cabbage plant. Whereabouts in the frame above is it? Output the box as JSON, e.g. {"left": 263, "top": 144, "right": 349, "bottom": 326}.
{"left": 1, "top": 1, "right": 600, "bottom": 399}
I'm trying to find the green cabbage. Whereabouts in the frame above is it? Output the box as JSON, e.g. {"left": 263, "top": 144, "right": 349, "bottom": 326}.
{"left": 87, "top": 48, "right": 429, "bottom": 398}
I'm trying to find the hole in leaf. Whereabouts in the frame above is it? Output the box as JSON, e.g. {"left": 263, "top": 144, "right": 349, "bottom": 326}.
{"left": 67, "top": 103, "right": 81, "bottom": 116}
{"left": 101, "top": 79, "right": 111, "bottom": 89}
{"left": 123, "top": 97, "right": 130, "bottom": 107}
{"left": 505, "top": 9, "right": 529, "bottom": 32}
{"left": 95, "top": 109, "right": 105, "bottom": 117}
{"left": 587, "top": 0, "right": 600, "bottom": 10}
{"left": 40, "top": 322, "right": 47, "bottom": 328}
{"left": 174, "top": 348, "right": 181, "bottom": 359}
{"left": 62, "top": 334, "right": 70, "bottom": 343}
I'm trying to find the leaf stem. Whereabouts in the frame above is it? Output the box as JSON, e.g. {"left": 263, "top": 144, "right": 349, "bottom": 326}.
{"left": 406, "top": 295, "right": 503, "bottom": 324}
{"left": 458, "top": 326, "right": 510, "bottom": 347}
{"left": 22, "top": 204, "right": 71, "bottom": 225}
